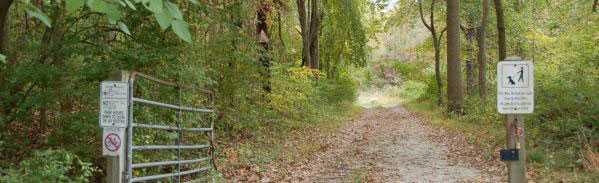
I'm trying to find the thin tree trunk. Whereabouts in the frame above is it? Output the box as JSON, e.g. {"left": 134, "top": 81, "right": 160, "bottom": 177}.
{"left": 418, "top": 0, "right": 443, "bottom": 105}
{"left": 446, "top": 0, "right": 463, "bottom": 113}
{"left": 257, "top": 2, "right": 271, "bottom": 92}
{"left": 465, "top": 28, "right": 476, "bottom": 96}
{"left": 494, "top": 0, "right": 507, "bottom": 60}
{"left": 0, "top": 0, "right": 13, "bottom": 54}
{"left": 308, "top": 0, "right": 321, "bottom": 69}
{"left": 433, "top": 38, "right": 443, "bottom": 105}
{"left": 478, "top": 0, "right": 489, "bottom": 101}
{"left": 277, "top": 9, "right": 287, "bottom": 63}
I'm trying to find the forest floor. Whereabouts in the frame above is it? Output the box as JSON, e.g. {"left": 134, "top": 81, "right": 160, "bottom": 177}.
{"left": 242, "top": 90, "right": 506, "bottom": 182}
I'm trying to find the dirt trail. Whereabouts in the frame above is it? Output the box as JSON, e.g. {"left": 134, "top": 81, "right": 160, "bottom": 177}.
{"left": 274, "top": 92, "right": 503, "bottom": 182}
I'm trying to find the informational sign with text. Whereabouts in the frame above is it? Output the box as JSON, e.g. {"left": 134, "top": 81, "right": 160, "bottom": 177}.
{"left": 497, "top": 61, "right": 534, "bottom": 114}
{"left": 100, "top": 81, "right": 129, "bottom": 127}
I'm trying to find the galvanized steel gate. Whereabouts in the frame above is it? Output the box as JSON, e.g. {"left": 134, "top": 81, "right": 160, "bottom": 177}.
{"left": 125, "top": 72, "right": 216, "bottom": 182}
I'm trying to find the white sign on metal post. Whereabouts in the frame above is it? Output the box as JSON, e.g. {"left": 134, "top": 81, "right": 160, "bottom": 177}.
{"left": 100, "top": 81, "right": 129, "bottom": 127}
{"left": 497, "top": 60, "right": 534, "bottom": 114}
{"left": 103, "top": 127, "right": 125, "bottom": 156}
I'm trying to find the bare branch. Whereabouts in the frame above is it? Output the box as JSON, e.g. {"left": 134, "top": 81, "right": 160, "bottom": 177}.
{"left": 418, "top": 1, "right": 433, "bottom": 31}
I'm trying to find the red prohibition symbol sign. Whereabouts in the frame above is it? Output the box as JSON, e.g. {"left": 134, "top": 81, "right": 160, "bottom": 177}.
{"left": 104, "top": 133, "right": 121, "bottom": 152}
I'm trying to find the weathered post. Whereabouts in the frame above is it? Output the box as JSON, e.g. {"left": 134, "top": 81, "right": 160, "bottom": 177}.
{"left": 505, "top": 114, "right": 526, "bottom": 182}
{"left": 104, "top": 71, "right": 131, "bottom": 183}
{"left": 497, "top": 57, "right": 532, "bottom": 183}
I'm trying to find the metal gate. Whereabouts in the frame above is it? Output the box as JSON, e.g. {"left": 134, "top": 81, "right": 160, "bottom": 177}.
{"left": 125, "top": 72, "right": 216, "bottom": 182}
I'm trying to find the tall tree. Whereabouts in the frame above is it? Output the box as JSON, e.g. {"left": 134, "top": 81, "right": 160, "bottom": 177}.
{"left": 0, "top": 0, "right": 13, "bottom": 55}
{"left": 463, "top": 26, "right": 476, "bottom": 96}
{"left": 446, "top": 0, "right": 463, "bottom": 113}
{"left": 257, "top": 2, "right": 272, "bottom": 92}
{"left": 418, "top": 0, "right": 446, "bottom": 105}
{"left": 494, "top": 0, "right": 507, "bottom": 60}
{"left": 297, "top": 0, "right": 322, "bottom": 69}
{"left": 478, "top": 0, "right": 489, "bottom": 101}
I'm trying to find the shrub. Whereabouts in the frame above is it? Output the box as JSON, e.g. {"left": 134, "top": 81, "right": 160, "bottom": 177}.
{"left": 0, "top": 150, "right": 96, "bottom": 183}
{"left": 268, "top": 66, "right": 324, "bottom": 123}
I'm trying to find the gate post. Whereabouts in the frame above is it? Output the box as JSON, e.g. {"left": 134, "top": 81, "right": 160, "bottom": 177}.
{"left": 105, "top": 70, "right": 130, "bottom": 183}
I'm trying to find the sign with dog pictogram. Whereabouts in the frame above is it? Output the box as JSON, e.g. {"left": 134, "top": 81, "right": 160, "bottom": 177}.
{"left": 497, "top": 60, "right": 534, "bottom": 114}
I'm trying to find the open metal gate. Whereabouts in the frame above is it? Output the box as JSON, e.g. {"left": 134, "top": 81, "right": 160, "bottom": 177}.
{"left": 125, "top": 72, "right": 216, "bottom": 182}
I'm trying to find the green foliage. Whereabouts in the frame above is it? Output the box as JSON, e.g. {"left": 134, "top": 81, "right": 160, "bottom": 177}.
{"left": 269, "top": 66, "right": 324, "bottom": 123}
{"left": 0, "top": 150, "right": 95, "bottom": 183}
{"left": 15, "top": 0, "right": 192, "bottom": 42}
{"left": 382, "top": 0, "right": 598, "bottom": 180}
{"left": 268, "top": 66, "right": 357, "bottom": 127}
{"left": 321, "top": 0, "right": 369, "bottom": 76}
{"left": 393, "top": 61, "right": 425, "bottom": 81}
{"left": 0, "top": 0, "right": 369, "bottom": 181}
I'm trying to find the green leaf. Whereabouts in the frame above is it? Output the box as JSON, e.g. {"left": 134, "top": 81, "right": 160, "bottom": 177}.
{"left": 165, "top": 2, "right": 183, "bottom": 20}
{"left": 189, "top": 0, "right": 199, "bottom": 5}
{"left": 66, "top": 0, "right": 85, "bottom": 14}
{"left": 118, "top": 22, "right": 131, "bottom": 35}
{"left": 153, "top": 11, "right": 172, "bottom": 30}
{"left": 147, "top": 0, "right": 164, "bottom": 14}
{"left": 0, "top": 53, "right": 6, "bottom": 64}
{"left": 171, "top": 20, "right": 191, "bottom": 43}
{"left": 26, "top": 8, "right": 52, "bottom": 27}
{"left": 88, "top": 0, "right": 122, "bottom": 22}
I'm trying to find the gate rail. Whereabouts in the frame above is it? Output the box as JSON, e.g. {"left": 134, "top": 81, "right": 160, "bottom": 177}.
{"left": 125, "top": 71, "right": 216, "bottom": 183}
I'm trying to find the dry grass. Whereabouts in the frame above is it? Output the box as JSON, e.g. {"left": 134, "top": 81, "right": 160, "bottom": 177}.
{"left": 582, "top": 145, "right": 599, "bottom": 172}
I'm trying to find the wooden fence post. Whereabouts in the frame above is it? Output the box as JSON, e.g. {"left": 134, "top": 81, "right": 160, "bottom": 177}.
{"left": 105, "top": 71, "right": 130, "bottom": 183}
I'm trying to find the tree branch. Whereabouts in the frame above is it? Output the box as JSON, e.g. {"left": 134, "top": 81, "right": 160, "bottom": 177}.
{"left": 418, "top": 2, "right": 433, "bottom": 31}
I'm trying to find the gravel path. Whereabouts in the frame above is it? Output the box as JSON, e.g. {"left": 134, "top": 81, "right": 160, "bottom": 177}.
{"left": 283, "top": 105, "right": 501, "bottom": 182}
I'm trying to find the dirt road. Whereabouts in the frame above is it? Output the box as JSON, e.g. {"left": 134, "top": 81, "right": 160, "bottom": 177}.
{"left": 272, "top": 91, "right": 504, "bottom": 182}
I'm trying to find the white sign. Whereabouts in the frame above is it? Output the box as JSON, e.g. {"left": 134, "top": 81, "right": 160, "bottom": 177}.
{"left": 102, "top": 127, "right": 125, "bottom": 156}
{"left": 100, "top": 81, "right": 129, "bottom": 127}
{"left": 497, "top": 60, "right": 534, "bottom": 114}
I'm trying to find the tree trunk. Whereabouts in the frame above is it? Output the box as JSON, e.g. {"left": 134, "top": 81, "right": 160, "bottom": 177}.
{"left": 276, "top": 9, "right": 287, "bottom": 63}
{"left": 478, "top": 0, "right": 489, "bottom": 101}
{"left": 433, "top": 38, "right": 443, "bottom": 105}
{"left": 297, "top": 0, "right": 321, "bottom": 69}
{"left": 0, "top": 0, "right": 13, "bottom": 54}
{"left": 446, "top": 0, "right": 463, "bottom": 113}
{"left": 418, "top": 0, "right": 443, "bottom": 105}
{"left": 257, "top": 3, "right": 271, "bottom": 92}
{"left": 308, "top": 0, "right": 321, "bottom": 69}
{"left": 494, "top": 0, "right": 507, "bottom": 60}
{"left": 296, "top": 0, "right": 310, "bottom": 67}
{"left": 465, "top": 28, "right": 476, "bottom": 96}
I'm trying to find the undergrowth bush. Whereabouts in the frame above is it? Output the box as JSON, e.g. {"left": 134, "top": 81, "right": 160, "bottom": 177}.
{"left": 269, "top": 66, "right": 324, "bottom": 123}
{"left": 0, "top": 150, "right": 95, "bottom": 183}
{"left": 268, "top": 65, "right": 358, "bottom": 128}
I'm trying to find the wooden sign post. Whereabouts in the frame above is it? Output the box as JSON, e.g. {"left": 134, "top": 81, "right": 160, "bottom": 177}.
{"left": 497, "top": 57, "right": 533, "bottom": 183}
{"left": 103, "top": 71, "right": 131, "bottom": 183}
